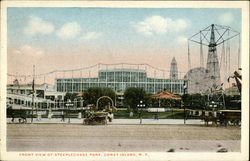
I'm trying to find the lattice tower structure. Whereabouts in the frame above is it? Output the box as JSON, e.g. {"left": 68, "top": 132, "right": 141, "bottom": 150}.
{"left": 205, "top": 24, "right": 221, "bottom": 89}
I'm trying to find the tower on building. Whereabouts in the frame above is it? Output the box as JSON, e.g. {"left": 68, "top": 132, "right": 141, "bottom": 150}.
{"left": 170, "top": 57, "right": 178, "bottom": 79}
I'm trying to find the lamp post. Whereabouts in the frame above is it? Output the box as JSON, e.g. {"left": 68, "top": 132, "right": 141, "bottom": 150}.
{"left": 19, "top": 101, "right": 21, "bottom": 123}
{"left": 80, "top": 98, "right": 84, "bottom": 108}
{"left": 183, "top": 80, "right": 187, "bottom": 124}
{"left": 137, "top": 100, "right": 145, "bottom": 124}
{"left": 74, "top": 98, "right": 78, "bottom": 110}
{"left": 31, "top": 65, "right": 35, "bottom": 123}
{"left": 80, "top": 99, "right": 84, "bottom": 119}
{"left": 66, "top": 99, "right": 74, "bottom": 123}
{"left": 210, "top": 101, "right": 217, "bottom": 110}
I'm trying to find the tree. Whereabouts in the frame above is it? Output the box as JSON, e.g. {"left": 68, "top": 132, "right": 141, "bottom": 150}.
{"left": 83, "top": 87, "right": 115, "bottom": 109}
{"left": 182, "top": 94, "right": 192, "bottom": 108}
{"left": 182, "top": 94, "right": 206, "bottom": 109}
{"left": 64, "top": 92, "right": 78, "bottom": 102}
{"left": 123, "top": 87, "right": 148, "bottom": 112}
{"left": 224, "top": 94, "right": 241, "bottom": 110}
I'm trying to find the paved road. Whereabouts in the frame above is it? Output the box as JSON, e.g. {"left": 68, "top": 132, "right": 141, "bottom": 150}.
{"left": 7, "top": 137, "right": 240, "bottom": 152}
{"left": 7, "top": 118, "right": 204, "bottom": 125}
{"left": 7, "top": 124, "right": 240, "bottom": 152}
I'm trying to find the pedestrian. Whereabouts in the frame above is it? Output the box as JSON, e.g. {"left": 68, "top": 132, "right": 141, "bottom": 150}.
{"left": 11, "top": 115, "right": 15, "bottom": 122}
{"left": 37, "top": 112, "right": 42, "bottom": 121}
{"left": 78, "top": 112, "right": 82, "bottom": 119}
{"left": 20, "top": 112, "right": 27, "bottom": 123}
{"left": 139, "top": 111, "right": 142, "bottom": 124}
{"left": 11, "top": 109, "right": 15, "bottom": 122}
{"left": 61, "top": 111, "right": 65, "bottom": 122}
{"left": 129, "top": 111, "right": 133, "bottom": 117}
{"left": 22, "top": 116, "right": 27, "bottom": 123}
{"left": 108, "top": 112, "right": 113, "bottom": 122}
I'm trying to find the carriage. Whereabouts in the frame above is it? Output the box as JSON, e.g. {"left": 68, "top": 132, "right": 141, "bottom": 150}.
{"left": 217, "top": 110, "right": 241, "bottom": 126}
{"left": 83, "top": 111, "right": 111, "bottom": 125}
{"left": 83, "top": 96, "right": 116, "bottom": 125}
{"left": 190, "top": 109, "right": 241, "bottom": 126}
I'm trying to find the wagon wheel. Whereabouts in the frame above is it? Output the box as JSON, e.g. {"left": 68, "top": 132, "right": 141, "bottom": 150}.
{"left": 238, "top": 120, "right": 241, "bottom": 126}
{"left": 212, "top": 117, "right": 218, "bottom": 126}
{"left": 84, "top": 119, "right": 89, "bottom": 125}
{"left": 234, "top": 119, "right": 241, "bottom": 126}
{"left": 224, "top": 119, "right": 229, "bottom": 126}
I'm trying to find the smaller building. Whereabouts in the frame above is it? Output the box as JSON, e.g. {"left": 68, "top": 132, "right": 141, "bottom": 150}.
{"left": 224, "top": 86, "right": 240, "bottom": 96}
{"left": 7, "top": 83, "right": 66, "bottom": 109}
{"left": 184, "top": 67, "right": 207, "bottom": 94}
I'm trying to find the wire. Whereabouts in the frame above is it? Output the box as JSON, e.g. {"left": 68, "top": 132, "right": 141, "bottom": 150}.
{"left": 188, "top": 41, "right": 191, "bottom": 70}
{"left": 8, "top": 62, "right": 187, "bottom": 80}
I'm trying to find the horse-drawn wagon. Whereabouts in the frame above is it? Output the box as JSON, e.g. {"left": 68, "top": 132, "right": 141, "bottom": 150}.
{"left": 190, "top": 109, "right": 241, "bottom": 126}
{"left": 83, "top": 96, "right": 116, "bottom": 125}
{"left": 217, "top": 110, "right": 241, "bottom": 126}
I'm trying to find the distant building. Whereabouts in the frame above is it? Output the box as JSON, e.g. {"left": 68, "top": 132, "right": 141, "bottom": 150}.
{"left": 56, "top": 67, "right": 184, "bottom": 95}
{"left": 184, "top": 67, "right": 207, "bottom": 94}
{"left": 224, "top": 86, "right": 240, "bottom": 96}
{"left": 170, "top": 57, "right": 178, "bottom": 79}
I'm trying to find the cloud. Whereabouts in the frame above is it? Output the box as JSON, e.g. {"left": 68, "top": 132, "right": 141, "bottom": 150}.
{"left": 133, "top": 15, "right": 188, "bottom": 36}
{"left": 24, "top": 16, "right": 54, "bottom": 35}
{"left": 81, "top": 32, "right": 103, "bottom": 40}
{"left": 13, "top": 45, "right": 44, "bottom": 56}
{"left": 57, "top": 22, "right": 81, "bottom": 39}
{"left": 176, "top": 36, "right": 188, "bottom": 43}
{"left": 219, "top": 13, "right": 234, "bottom": 25}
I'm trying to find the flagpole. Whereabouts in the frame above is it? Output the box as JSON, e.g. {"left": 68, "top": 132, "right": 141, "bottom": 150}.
{"left": 31, "top": 65, "right": 35, "bottom": 123}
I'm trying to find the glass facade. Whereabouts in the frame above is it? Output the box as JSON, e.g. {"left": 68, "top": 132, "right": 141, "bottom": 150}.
{"left": 56, "top": 69, "right": 184, "bottom": 94}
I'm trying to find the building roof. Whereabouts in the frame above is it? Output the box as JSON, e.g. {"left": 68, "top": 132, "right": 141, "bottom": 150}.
{"left": 99, "top": 68, "right": 146, "bottom": 73}
{"left": 76, "top": 92, "right": 84, "bottom": 97}
{"left": 225, "top": 86, "right": 238, "bottom": 90}
{"left": 224, "top": 86, "right": 240, "bottom": 95}
{"left": 7, "top": 83, "right": 53, "bottom": 89}
{"left": 150, "top": 90, "right": 181, "bottom": 100}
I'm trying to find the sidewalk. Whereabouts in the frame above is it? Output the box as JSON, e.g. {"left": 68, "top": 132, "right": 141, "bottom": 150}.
{"left": 7, "top": 118, "right": 204, "bottom": 125}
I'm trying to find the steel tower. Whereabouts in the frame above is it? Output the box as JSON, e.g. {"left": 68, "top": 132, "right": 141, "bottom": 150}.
{"left": 188, "top": 24, "right": 240, "bottom": 93}
{"left": 205, "top": 24, "right": 221, "bottom": 88}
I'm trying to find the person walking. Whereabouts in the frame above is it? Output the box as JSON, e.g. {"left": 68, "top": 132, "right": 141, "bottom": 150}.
{"left": 139, "top": 111, "right": 142, "bottom": 124}
{"left": 37, "top": 112, "right": 42, "bottom": 121}
{"left": 20, "top": 111, "right": 27, "bottom": 123}
{"left": 11, "top": 108, "right": 15, "bottom": 122}
{"left": 61, "top": 111, "right": 65, "bottom": 122}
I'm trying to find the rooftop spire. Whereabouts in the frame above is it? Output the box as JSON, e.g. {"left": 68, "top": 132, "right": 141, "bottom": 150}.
{"left": 170, "top": 57, "right": 178, "bottom": 79}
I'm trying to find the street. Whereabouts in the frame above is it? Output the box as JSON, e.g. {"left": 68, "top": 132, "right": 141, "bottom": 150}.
{"left": 7, "top": 123, "right": 240, "bottom": 152}
{"left": 7, "top": 118, "right": 204, "bottom": 125}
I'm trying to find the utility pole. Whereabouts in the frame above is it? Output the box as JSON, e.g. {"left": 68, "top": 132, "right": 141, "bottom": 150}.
{"left": 183, "top": 80, "right": 187, "bottom": 124}
{"left": 31, "top": 65, "right": 35, "bottom": 123}
{"left": 137, "top": 100, "right": 145, "bottom": 124}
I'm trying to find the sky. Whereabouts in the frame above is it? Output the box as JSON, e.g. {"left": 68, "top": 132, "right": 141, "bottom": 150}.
{"left": 7, "top": 8, "right": 241, "bottom": 84}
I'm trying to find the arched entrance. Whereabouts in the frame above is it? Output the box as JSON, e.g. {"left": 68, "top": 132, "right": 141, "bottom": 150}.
{"left": 96, "top": 96, "right": 114, "bottom": 110}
